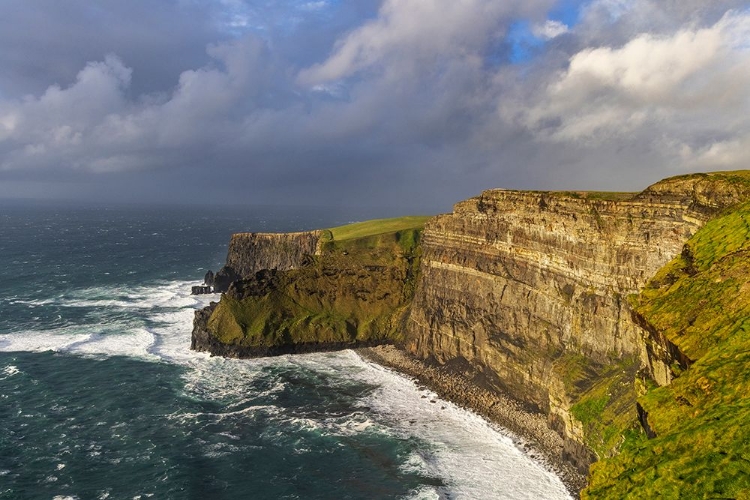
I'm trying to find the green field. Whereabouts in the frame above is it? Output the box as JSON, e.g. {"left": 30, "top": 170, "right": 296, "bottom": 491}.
{"left": 324, "top": 216, "right": 432, "bottom": 242}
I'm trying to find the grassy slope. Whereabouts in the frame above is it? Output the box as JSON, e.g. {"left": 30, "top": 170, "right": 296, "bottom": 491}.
{"left": 208, "top": 217, "right": 428, "bottom": 349}
{"left": 324, "top": 216, "right": 432, "bottom": 241}
{"left": 584, "top": 200, "right": 750, "bottom": 499}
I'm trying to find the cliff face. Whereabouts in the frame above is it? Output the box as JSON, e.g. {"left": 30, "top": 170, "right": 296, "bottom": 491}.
{"left": 211, "top": 231, "right": 322, "bottom": 292}
{"left": 225, "top": 231, "right": 322, "bottom": 277}
{"left": 194, "top": 172, "right": 750, "bottom": 494}
{"left": 403, "top": 173, "right": 750, "bottom": 470}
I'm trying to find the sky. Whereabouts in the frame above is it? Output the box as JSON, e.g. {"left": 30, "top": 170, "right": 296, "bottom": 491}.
{"left": 0, "top": 0, "right": 749, "bottom": 212}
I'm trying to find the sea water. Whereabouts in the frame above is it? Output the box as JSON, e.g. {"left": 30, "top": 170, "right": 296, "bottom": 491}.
{"left": 0, "top": 203, "right": 571, "bottom": 500}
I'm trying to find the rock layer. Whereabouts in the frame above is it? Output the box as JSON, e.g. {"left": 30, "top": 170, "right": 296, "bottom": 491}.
{"left": 213, "top": 231, "right": 322, "bottom": 292}
{"left": 403, "top": 174, "right": 750, "bottom": 471}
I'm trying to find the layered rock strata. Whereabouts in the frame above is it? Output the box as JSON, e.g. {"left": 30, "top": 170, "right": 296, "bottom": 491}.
{"left": 403, "top": 174, "right": 749, "bottom": 471}
{"left": 192, "top": 172, "right": 750, "bottom": 489}
{"left": 212, "top": 231, "right": 322, "bottom": 292}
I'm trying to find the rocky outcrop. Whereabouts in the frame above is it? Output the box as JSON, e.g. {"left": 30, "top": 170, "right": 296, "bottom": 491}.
{"left": 192, "top": 224, "right": 424, "bottom": 357}
{"left": 212, "top": 231, "right": 322, "bottom": 292}
{"left": 403, "top": 174, "right": 750, "bottom": 471}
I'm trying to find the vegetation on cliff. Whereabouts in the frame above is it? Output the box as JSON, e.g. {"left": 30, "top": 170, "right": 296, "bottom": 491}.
{"left": 201, "top": 216, "right": 429, "bottom": 353}
{"left": 584, "top": 197, "right": 750, "bottom": 498}
{"left": 553, "top": 352, "right": 641, "bottom": 461}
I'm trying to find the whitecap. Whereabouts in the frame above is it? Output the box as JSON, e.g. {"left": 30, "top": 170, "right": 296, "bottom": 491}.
{"left": 337, "top": 351, "right": 572, "bottom": 500}
{"left": 2, "top": 365, "right": 20, "bottom": 377}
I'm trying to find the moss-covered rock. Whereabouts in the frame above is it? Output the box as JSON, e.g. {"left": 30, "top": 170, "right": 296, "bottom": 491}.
{"left": 192, "top": 218, "right": 428, "bottom": 357}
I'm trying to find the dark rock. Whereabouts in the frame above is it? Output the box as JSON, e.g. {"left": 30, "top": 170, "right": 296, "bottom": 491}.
{"left": 636, "top": 402, "right": 657, "bottom": 439}
{"left": 562, "top": 438, "right": 598, "bottom": 474}
{"left": 204, "top": 270, "right": 215, "bottom": 286}
{"left": 212, "top": 266, "right": 241, "bottom": 293}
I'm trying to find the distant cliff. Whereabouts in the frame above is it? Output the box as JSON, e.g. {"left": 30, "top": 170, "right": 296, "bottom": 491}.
{"left": 192, "top": 217, "right": 429, "bottom": 357}
{"left": 193, "top": 171, "right": 750, "bottom": 497}
{"left": 210, "top": 231, "right": 323, "bottom": 292}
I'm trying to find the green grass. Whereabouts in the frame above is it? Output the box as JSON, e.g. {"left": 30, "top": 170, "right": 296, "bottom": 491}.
{"left": 584, "top": 200, "right": 750, "bottom": 499}
{"left": 660, "top": 170, "right": 750, "bottom": 186}
{"left": 325, "top": 216, "right": 431, "bottom": 242}
{"left": 633, "top": 200, "right": 750, "bottom": 360}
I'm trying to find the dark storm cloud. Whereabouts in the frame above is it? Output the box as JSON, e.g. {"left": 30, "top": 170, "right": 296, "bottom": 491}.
{"left": 1, "top": 0, "right": 749, "bottom": 210}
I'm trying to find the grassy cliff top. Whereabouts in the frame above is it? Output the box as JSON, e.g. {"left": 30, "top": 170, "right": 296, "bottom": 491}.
{"left": 656, "top": 169, "right": 750, "bottom": 184}
{"left": 324, "top": 216, "right": 432, "bottom": 242}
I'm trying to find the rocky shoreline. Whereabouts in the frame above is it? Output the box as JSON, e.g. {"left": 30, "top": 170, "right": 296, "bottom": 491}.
{"left": 355, "top": 345, "right": 586, "bottom": 497}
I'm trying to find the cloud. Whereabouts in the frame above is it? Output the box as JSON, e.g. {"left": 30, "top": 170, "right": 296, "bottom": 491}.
{"left": 532, "top": 20, "right": 569, "bottom": 40}
{"left": 512, "top": 9, "right": 750, "bottom": 173}
{"left": 297, "top": 0, "right": 552, "bottom": 85}
{"left": 0, "top": 36, "right": 278, "bottom": 173}
{"left": 1, "top": 0, "right": 749, "bottom": 209}
{"left": 1, "top": 55, "right": 133, "bottom": 170}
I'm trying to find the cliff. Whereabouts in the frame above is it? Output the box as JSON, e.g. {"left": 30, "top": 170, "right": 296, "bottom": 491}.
{"left": 193, "top": 170, "right": 750, "bottom": 496}
{"left": 404, "top": 171, "right": 750, "bottom": 474}
{"left": 584, "top": 196, "right": 750, "bottom": 498}
{"left": 192, "top": 217, "right": 429, "bottom": 357}
{"left": 210, "top": 231, "right": 323, "bottom": 292}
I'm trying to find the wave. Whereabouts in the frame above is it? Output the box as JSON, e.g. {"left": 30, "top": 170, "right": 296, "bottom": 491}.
{"left": 0, "top": 280, "right": 211, "bottom": 362}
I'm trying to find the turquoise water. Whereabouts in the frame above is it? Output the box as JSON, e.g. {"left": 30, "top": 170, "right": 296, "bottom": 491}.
{"left": 0, "top": 204, "right": 571, "bottom": 500}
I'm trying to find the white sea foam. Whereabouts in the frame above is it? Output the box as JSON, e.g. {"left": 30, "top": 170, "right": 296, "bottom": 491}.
{"left": 0, "top": 280, "right": 209, "bottom": 361}
{"left": 296, "top": 351, "right": 572, "bottom": 499}
{"left": 1, "top": 365, "right": 20, "bottom": 377}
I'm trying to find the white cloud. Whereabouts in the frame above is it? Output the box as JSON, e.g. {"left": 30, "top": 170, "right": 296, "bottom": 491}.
{"left": 300, "top": 1, "right": 328, "bottom": 11}
{"left": 676, "top": 135, "right": 750, "bottom": 169}
{"left": 531, "top": 20, "right": 569, "bottom": 40}
{"left": 514, "top": 9, "right": 750, "bottom": 163}
{"left": 297, "top": 0, "right": 551, "bottom": 85}
{"left": 0, "top": 37, "right": 276, "bottom": 172}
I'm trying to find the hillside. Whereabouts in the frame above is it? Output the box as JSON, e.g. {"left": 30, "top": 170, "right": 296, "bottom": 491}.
{"left": 584, "top": 196, "right": 750, "bottom": 498}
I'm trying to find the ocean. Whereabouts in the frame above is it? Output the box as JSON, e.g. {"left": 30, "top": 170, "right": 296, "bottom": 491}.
{"left": 0, "top": 203, "right": 571, "bottom": 500}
